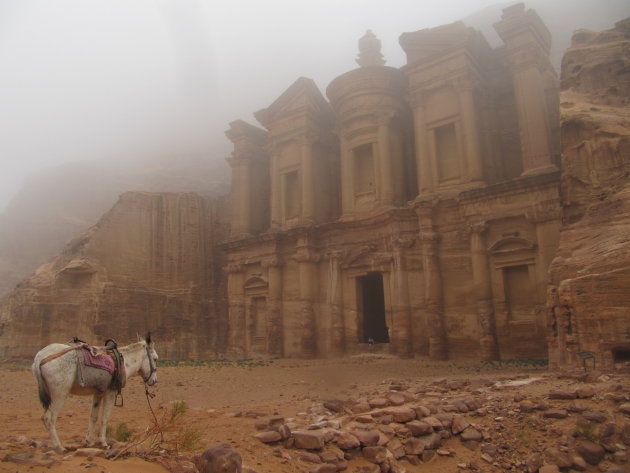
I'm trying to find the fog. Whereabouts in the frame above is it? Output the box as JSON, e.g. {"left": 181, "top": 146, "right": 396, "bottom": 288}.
{"left": 1, "top": 0, "right": 628, "bottom": 212}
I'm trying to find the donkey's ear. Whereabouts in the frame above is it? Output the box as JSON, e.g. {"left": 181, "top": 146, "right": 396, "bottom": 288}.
{"left": 145, "top": 332, "right": 152, "bottom": 345}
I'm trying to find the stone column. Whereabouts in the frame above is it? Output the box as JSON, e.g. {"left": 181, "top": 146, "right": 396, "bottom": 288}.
{"left": 411, "top": 95, "right": 433, "bottom": 195}
{"left": 226, "top": 157, "right": 250, "bottom": 237}
{"left": 262, "top": 257, "right": 284, "bottom": 357}
{"left": 300, "top": 135, "right": 315, "bottom": 224}
{"left": 226, "top": 263, "right": 246, "bottom": 358}
{"left": 295, "top": 236, "right": 320, "bottom": 358}
{"left": 416, "top": 205, "right": 447, "bottom": 359}
{"left": 339, "top": 134, "right": 354, "bottom": 216}
{"left": 456, "top": 77, "right": 484, "bottom": 184}
{"left": 269, "top": 145, "right": 282, "bottom": 229}
{"left": 469, "top": 222, "right": 499, "bottom": 360}
{"left": 392, "top": 237, "right": 414, "bottom": 357}
{"left": 494, "top": 4, "right": 556, "bottom": 176}
{"left": 327, "top": 250, "right": 345, "bottom": 357}
{"left": 376, "top": 113, "right": 395, "bottom": 206}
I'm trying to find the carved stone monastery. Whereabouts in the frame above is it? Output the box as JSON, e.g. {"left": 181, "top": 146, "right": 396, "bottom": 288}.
{"left": 223, "top": 3, "right": 561, "bottom": 362}
{"left": 1, "top": 4, "right": 629, "bottom": 368}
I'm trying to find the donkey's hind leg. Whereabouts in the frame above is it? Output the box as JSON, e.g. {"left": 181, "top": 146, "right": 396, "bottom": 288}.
{"left": 86, "top": 393, "right": 103, "bottom": 446}
{"left": 42, "top": 396, "right": 67, "bottom": 453}
{"left": 97, "top": 391, "right": 116, "bottom": 448}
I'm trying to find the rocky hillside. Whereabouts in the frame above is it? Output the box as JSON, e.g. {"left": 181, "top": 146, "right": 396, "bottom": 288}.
{"left": 0, "top": 155, "right": 229, "bottom": 297}
{"left": 547, "top": 19, "right": 630, "bottom": 368}
{"left": 0, "top": 191, "right": 229, "bottom": 360}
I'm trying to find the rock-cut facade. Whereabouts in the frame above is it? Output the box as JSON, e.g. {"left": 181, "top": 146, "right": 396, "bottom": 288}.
{"left": 223, "top": 4, "right": 562, "bottom": 361}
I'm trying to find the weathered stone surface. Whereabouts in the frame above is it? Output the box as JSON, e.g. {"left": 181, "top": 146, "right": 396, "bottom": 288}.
{"left": 539, "top": 465, "right": 560, "bottom": 473}
{"left": 544, "top": 409, "right": 569, "bottom": 419}
{"left": 351, "top": 430, "right": 380, "bottom": 447}
{"left": 334, "top": 432, "right": 360, "bottom": 450}
{"left": 293, "top": 430, "right": 327, "bottom": 450}
{"left": 406, "top": 421, "right": 433, "bottom": 437}
{"left": 548, "top": 18, "right": 630, "bottom": 370}
{"left": 195, "top": 444, "right": 242, "bottom": 473}
{"left": 385, "top": 407, "right": 416, "bottom": 423}
{"left": 403, "top": 438, "right": 424, "bottom": 456}
{"left": 362, "top": 446, "right": 387, "bottom": 464}
{"left": 575, "top": 440, "right": 605, "bottom": 465}
{"left": 309, "top": 464, "right": 337, "bottom": 473}
{"left": 451, "top": 415, "right": 470, "bottom": 435}
{"left": 253, "top": 431, "right": 282, "bottom": 443}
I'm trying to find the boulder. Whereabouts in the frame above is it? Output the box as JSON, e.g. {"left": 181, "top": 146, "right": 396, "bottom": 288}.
{"left": 293, "top": 431, "right": 327, "bottom": 450}
{"left": 195, "top": 444, "right": 242, "bottom": 473}
{"left": 575, "top": 440, "right": 605, "bottom": 465}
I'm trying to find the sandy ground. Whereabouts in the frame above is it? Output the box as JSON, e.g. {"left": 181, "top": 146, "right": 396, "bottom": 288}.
{"left": 0, "top": 356, "right": 624, "bottom": 473}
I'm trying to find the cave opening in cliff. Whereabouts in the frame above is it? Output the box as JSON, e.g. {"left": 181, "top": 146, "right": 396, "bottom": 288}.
{"left": 357, "top": 272, "right": 389, "bottom": 344}
{"left": 612, "top": 347, "right": 630, "bottom": 364}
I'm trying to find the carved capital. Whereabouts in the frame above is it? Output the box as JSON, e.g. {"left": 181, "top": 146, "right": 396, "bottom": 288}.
{"left": 294, "top": 248, "right": 320, "bottom": 264}
{"left": 419, "top": 231, "right": 440, "bottom": 244}
{"left": 261, "top": 256, "right": 282, "bottom": 269}
{"left": 373, "top": 254, "right": 394, "bottom": 266}
{"left": 392, "top": 237, "right": 415, "bottom": 250}
{"left": 375, "top": 111, "right": 396, "bottom": 127}
{"left": 468, "top": 221, "right": 488, "bottom": 235}
{"left": 226, "top": 263, "right": 245, "bottom": 274}
{"left": 326, "top": 249, "right": 346, "bottom": 261}
{"left": 526, "top": 203, "right": 561, "bottom": 223}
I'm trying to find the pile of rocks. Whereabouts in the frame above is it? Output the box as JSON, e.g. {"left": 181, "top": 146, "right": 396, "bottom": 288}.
{"left": 252, "top": 372, "right": 630, "bottom": 473}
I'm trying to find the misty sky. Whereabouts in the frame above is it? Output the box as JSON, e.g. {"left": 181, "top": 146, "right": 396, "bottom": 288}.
{"left": 1, "top": 0, "right": 628, "bottom": 212}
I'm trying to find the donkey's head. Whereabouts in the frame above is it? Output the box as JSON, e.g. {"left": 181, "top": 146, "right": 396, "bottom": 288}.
{"left": 140, "top": 332, "right": 158, "bottom": 386}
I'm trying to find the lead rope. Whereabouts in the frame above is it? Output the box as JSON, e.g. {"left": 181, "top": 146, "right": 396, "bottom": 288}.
{"left": 144, "top": 385, "right": 163, "bottom": 444}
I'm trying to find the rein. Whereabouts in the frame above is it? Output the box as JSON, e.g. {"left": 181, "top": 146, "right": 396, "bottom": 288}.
{"left": 143, "top": 345, "right": 157, "bottom": 384}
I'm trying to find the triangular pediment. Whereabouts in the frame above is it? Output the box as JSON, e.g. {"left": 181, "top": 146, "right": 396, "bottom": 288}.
{"left": 255, "top": 77, "right": 333, "bottom": 129}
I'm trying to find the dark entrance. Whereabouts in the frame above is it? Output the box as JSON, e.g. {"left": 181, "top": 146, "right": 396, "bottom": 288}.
{"left": 358, "top": 272, "right": 389, "bottom": 343}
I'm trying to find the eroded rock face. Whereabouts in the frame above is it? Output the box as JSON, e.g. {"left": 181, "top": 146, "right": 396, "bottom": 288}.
{"left": 0, "top": 191, "right": 229, "bottom": 360}
{"left": 548, "top": 18, "right": 630, "bottom": 368}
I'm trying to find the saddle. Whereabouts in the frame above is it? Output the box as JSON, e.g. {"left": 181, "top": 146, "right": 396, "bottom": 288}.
{"left": 71, "top": 338, "right": 126, "bottom": 396}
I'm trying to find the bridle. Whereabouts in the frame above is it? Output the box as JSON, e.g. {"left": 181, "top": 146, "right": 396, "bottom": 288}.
{"left": 143, "top": 344, "right": 157, "bottom": 384}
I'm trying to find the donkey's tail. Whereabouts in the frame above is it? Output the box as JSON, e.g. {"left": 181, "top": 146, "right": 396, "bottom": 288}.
{"left": 32, "top": 360, "right": 51, "bottom": 409}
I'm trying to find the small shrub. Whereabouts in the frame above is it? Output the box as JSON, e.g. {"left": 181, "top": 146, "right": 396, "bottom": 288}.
{"left": 170, "top": 400, "right": 188, "bottom": 422}
{"left": 114, "top": 422, "right": 133, "bottom": 442}
{"left": 179, "top": 426, "right": 203, "bottom": 451}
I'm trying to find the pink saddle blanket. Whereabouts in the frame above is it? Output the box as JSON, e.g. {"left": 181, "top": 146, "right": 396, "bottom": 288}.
{"left": 81, "top": 347, "right": 115, "bottom": 374}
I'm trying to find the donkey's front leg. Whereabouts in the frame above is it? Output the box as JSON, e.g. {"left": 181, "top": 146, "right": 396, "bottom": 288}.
{"left": 85, "top": 394, "right": 103, "bottom": 446}
{"left": 97, "top": 391, "right": 116, "bottom": 448}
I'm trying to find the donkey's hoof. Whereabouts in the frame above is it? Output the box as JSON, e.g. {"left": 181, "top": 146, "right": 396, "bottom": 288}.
{"left": 54, "top": 446, "right": 67, "bottom": 454}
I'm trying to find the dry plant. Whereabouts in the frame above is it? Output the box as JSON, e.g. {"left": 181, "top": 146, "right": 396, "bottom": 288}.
{"left": 113, "top": 394, "right": 203, "bottom": 460}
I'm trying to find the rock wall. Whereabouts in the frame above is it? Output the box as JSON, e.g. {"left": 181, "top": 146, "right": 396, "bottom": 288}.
{"left": 548, "top": 18, "right": 630, "bottom": 368}
{"left": 0, "top": 191, "right": 229, "bottom": 360}
{"left": 0, "top": 156, "right": 229, "bottom": 297}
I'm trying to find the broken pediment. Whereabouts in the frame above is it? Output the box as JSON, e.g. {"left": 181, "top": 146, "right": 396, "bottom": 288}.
{"left": 254, "top": 77, "right": 334, "bottom": 130}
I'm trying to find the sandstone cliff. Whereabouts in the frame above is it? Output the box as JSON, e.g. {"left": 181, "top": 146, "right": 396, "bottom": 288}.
{"left": 0, "top": 191, "right": 229, "bottom": 360}
{"left": 548, "top": 18, "right": 630, "bottom": 368}
{"left": 0, "top": 155, "right": 229, "bottom": 297}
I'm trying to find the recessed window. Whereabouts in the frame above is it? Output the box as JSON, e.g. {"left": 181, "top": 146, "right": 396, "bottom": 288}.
{"left": 354, "top": 143, "right": 375, "bottom": 194}
{"left": 434, "top": 123, "right": 460, "bottom": 182}
{"left": 283, "top": 170, "right": 300, "bottom": 219}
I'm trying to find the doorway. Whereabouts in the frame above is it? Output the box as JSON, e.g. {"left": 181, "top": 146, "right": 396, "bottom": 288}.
{"left": 357, "top": 272, "right": 389, "bottom": 343}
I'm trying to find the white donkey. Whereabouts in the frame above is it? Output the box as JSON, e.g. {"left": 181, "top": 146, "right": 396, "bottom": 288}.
{"left": 32, "top": 333, "right": 158, "bottom": 452}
